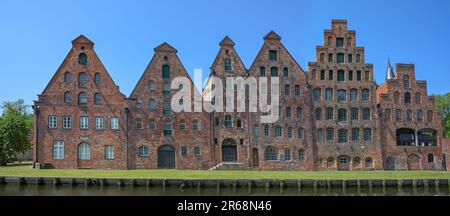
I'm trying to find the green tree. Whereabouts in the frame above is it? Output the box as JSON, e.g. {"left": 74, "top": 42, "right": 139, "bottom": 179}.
{"left": 434, "top": 93, "right": 450, "bottom": 138}
{"left": 0, "top": 100, "right": 32, "bottom": 165}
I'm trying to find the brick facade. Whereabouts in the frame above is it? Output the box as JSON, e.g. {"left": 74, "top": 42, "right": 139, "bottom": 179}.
{"left": 32, "top": 20, "right": 447, "bottom": 171}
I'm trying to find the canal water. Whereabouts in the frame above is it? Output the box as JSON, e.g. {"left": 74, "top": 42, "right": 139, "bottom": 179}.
{"left": 0, "top": 184, "right": 449, "bottom": 196}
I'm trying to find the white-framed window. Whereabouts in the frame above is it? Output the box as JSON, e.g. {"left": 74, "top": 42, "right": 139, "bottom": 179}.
{"left": 80, "top": 116, "right": 89, "bottom": 129}
{"left": 104, "top": 145, "right": 114, "bottom": 160}
{"left": 181, "top": 147, "right": 188, "bottom": 156}
{"left": 78, "top": 143, "right": 91, "bottom": 160}
{"left": 95, "top": 117, "right": 104, "bottom": 130}
{"left": 139, "top": 146, "right": 149, "bottom": 157}
{"left": 111, "top": 117, "right": 119, "bottom": 130}
{"left": 193, "top": 120, "right": 200, "bottom": 131}
{"left": 62, "top": 116, "right": 72, "bottom": 129}
{"left": 48, "top": 115, "right": 57, "bottom": 129}
{"left": 53, "top": 141, "right": 64, "bottom": 160}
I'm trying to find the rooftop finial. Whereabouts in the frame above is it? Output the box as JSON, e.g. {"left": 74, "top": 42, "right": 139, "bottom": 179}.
{"left": 386, "top": 58, "right": 395, "bottom": 81}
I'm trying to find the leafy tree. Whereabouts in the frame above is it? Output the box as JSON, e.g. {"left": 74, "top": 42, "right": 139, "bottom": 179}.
{"left": 0, "top": 100, "right": 32, "bottom": 165}
{"left": 434, "top": 93, "right": 450, "bottom": 138}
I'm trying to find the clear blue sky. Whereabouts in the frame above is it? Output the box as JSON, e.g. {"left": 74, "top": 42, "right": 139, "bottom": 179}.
{"left": 1, "top": 0, "right": 450, "bottom": 108}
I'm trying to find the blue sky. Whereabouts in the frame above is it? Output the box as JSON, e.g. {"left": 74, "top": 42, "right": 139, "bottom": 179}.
{"left": 1, "top": 0, "right": 450, "bottom": 108}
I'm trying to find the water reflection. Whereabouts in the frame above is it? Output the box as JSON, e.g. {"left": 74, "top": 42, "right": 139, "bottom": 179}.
{"left": 0, "top": 184, "right": 449, "bottom": 196}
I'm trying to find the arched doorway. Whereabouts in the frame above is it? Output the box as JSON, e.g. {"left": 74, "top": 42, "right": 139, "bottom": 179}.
{"left": 407, "top": 154, "right": 421, "bottom": 171}
{"left": 386, "top": 157, "right": 396, "bottom": 170}
{"left": 252, "top": 148, "right": 259, "bottom": 167}
{"left": 222, "top": 139, "right": 237, "bottom": 162}
{"left": 337, "top": 156, "right": 350, "bottom": 171}
{"left": 158, "top": 145, "right": 175, "bottom": 169}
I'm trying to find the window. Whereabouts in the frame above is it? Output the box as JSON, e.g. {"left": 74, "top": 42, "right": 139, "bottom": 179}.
{"left": 347, "top": 90, "right": 356, "bottom": 102}
{"left": 193, "top": 120, "right": 200, "bottom": 131}
{"left": 326, "top": 128, "right": 334, "bottom": 141}
{"left": 328, "top": 70, "right": 333, "bottom": 80}
{"left": 325, "top": 88, "right": 333, "bottom": 101}
{"left": 299, "top": 149, "right": 305, "bottom": 161}
{"left": 405, "top": 92, "right": 411, "bottom": 104}
{"left": 270, "top": 67, "right": 278, "bottom": 77}
{"left": 336, "top": 38, "right": 344, "bottom": 47}
{"left": 403, "top": 75, "right": 410, "bottom": 89}
{"left": 148, "top": 80, "right": 156, "bottom": 91}
{"left": 427, "top": 110, "right": 434, "bottom": 123}
{"left": 317, "top": 129, "right": 324, "bottom": 142}
{"left": 362, "top": 108, "right": 370, "bottom": 120}
{"left": 288, "top": 127, "right": 293, "bottom": 139}
{"left": 364, "top": 129, "right": 372, "bottom": 141}
{"left": 351, "top": 108, "right": 359, "bottom": 120}
{"left": 64, "top": 92, "right": 72, "bottom": 103}
{"left": 313, "top": 88, "right": 321, "bottom": 101}
{"left": 348, "top": 71, "right": 353, "bottom": 81}
{"left": 315, "top": 108, "right": 322, "bottom": 120}
{"left": 224, "top": 58, "right": 232, "bottom": 71}
{"left": 78, "top": 92, "right": 87, "bottom": 105}
{"left": 365, "top": 71, "right": 370, "bottom": 81}
{"left": 64, "top": 72, "right": 72, "bottom": 83}
{"left": 53, "top": 141, "right": 64, "bottom": 160}
{"left": 104, "top": 145, "right": 114, "bottom": 160}
{"left": 48, "top": 116, "right": 57, "bottom": 129}
{"left": 286, "top": 107, "right": 291, "bottom": 118}
{"left": 385, "top": 109, "right": 391, "bottom": 121}
{"left": 111, "top": 117, "right": 119, "bottom": 130}
{"left": 339, "top": 158, "right": 349, "bottom": 166}
{"left": 337, "top": 54, "right": 344, "bottom": 64}
{"left": 394, "top": 91, "right": 400, "bottom": 104}
{"left": 164, "top": 121, "right": 172, "bottom": 136}
{"left": 338, "top": 130, "right": 348, "bottom": 143}
{"left": 214, "top": 117, "right": 220, "bottom": 126}
{"left": 78, "top": 72, "right": 88, "bottom": 85}
{"left": 149, "top": 119, "right": 156, "bottom": 131}
{"left": 135, "top": 102, "right": 143, "bottom": 109}
{"left": 283, "top": 68, "right": 289, "bottom": 77}
{"left": 284, "top": 84, "right": 290, "bottom": 96}
{"left": 260, "top": 67, "right": 266, "bottom": 76}
{"left": 407, "top": 109, "right": 413, "bottom": 121}
{"left": 337, "top": 70, "right": 345, "bottom": 81}
{"left": 225, "top": 115, "right": 232, "bottom": 128}
{"left": 284, "top": 149, "right": 291, "bottom": 161}
{"left": 148, "top": 99, "right": 156, "bottom": 110}
{"left": 320, "top": 53, "right": 325, "bottom": 62}
{"left": 269, "top": 50, "right": 277, "bottom": 61}
{"left": 362, "top": 90, "right": 369, "bottom": 101}
{"left": 337, "top": 90, "right": 346, "bottom": 102}
{"left": 320, "top": 70, "right": 325, "bottom": 80}
{"left": 253, "top": 124, "right": 260, "bottom": 137}
{"left": 326, "top": 108, "right": 334, "bottom": 120}
{"left": 163, "top": 83, "right": 171, "bottom": 96}
{"left": 62, "top": 116, "right": 72, "bottom": 129}
{"left": 298, "top": 128, "right": 304, "bottom": 140}
{"left": 194, "top": 147, "right": 201, "bottom": 156}
{"left": 94, "top": 73, "right": 102, "bottom": 84}
{"left": 365, "top": 157, "right": 373, "bottom": 168}
{"left": 139, "top": 146, "right": 149, "bottom": 157}
{"left": 136, "top": 119, "right": 143, "bottom": 129}
{"left": 275, "top": 125, "right": 282, "bottom": 138}
{"left": 328, "top": 53, "right": 333, "bottom": 63}
{"left": 295, "top": 85, "right": 301, "bottom": 96}
{"left": 348, "top": 54, "right": 353, "bottom": 63}
{"left": 181, "top": 147, "right": 188, "bottom": 156}
{"left": 95, "top": 117, "right": 104, "bottom": 130}
{"left": 179, "top": 121, "right": 186, "bottom": 131}
{"left": 395, "top": 109, "right": 402, "bottom": 121}
{"left": 162, "top": 65, "right": 170, "bottom": 80}
{"left": 78, "top": 143, "right": 91, "bottom": 160}
{"left": 352, "top": 128, "right": 359, "bottom": 141}
{"left": 237, "top": 119, "right": 242, "bottom": 128}
{"left": 94, "top": 93, "right": 102, "bottom": 105}
{"left": 338, "top": 109, "right": 347, "bottom": 122}
{"left": 415, "top": 93, "right": 421, "bottom": 104}
{"left": 357, "top": 71, "right": 362, "bottom": 81}
{"left": 163, "top": 100, "right": 171, "bottom": 116}
{"left": 265, "top": 147, "right": 277, "bottom": 161}
{"left": 428, "top": 154, "right": 434, "bottom": 163}
{"left": 417, "top": 110, "right": 423, "bottom": 121}
{"left": 296, "top": 107, "right": 302, "bottom": 120}
{"left": 356, "top": 54, "right": 361, "bottom": 63}
{"left": 78, "top": 53, "right": 88, "bottom": 65}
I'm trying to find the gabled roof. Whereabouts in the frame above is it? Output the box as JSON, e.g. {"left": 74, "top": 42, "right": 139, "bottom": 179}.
{"left": 263, "top": 31, "right": 281, "bottom": 41}
{"left": 154, "top": 42, "right": 178, "bottom": 53}
{"left": 219, "top": 36, "right": 235, "bottom": 47}
{"left": 71, "top": 34, "right": 94, "bottom": 45}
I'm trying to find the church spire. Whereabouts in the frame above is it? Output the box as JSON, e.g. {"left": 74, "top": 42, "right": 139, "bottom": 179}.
{"left": 386, "top": 58, "right": 395, "bottom": 81}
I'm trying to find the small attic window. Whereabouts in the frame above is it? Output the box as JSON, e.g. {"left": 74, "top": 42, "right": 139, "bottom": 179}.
{"left": 78, "top": 53, "right": 88, "bottom": 65}
{"left": 163, "top": 56, "right": 168, "bottom": 61}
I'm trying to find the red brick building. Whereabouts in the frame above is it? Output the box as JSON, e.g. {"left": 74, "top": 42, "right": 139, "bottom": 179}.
{"left": 32, "top": 20, "right": 447, "bottom": 171}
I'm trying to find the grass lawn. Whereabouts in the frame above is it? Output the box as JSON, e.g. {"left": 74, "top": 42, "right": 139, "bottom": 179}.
{"left": 0, "top": 162, "right": 449, "bottom": 180}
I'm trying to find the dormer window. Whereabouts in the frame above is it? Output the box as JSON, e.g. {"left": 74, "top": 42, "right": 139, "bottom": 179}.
{"left": 78, "top": 53, "right": 88, "bottom": 65}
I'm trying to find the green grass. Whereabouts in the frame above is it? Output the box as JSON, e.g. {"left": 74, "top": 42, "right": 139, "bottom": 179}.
{"left": 1, "top": 162, "right": 449, "bottom": 180}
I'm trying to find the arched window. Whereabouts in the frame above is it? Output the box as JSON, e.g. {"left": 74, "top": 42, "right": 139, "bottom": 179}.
{"left": 78, "top": 72, "right": 88, "bottom": 85}
{"left": 415, "top": 92, "right": 421, "bottom": 104}
{"left": 428, "top": 154, "right": 434, "bottom": 163}
{"left": 148, "top": 99, "right": 156, "bottom": 110}
{"left": 78, "top": 92, "right": 87, "bottom": 105}
{"left": 427, "top": 110, "right": 434, "bottom": 123}
{"left": 225, "top": 115, "right": 232, "bottom": 128}
{"left": 78, "top": 53, "right": 88, "bottom": 65}
{"left": 315, "top": 108, "right": 322, "bottom": 120}
{"left": 313, "top": 88, "right": 321, "bottom": 101}
{"left": 365, "top": 157, "right": 373, "bottom": 168}
{"left": 362, "top": 89, "right": 369, "bottom": 101}
{"left": 404, "top": 92, "right": 411, "bottom": 104}
{"left": 148, "top": 80, "right": 156, "bottom": 91}
{"left": 326, "top": 108, "right": 334, "bottom": 120}
{"left": 296, "top": 107, "right": 302, "bottom": 120}
{"left": 264, "top": 147, "right": 277, "bottom": 161}
{"left": 298, "top": 149, "right": 305, "bottom": 161}
{"left": 139, "top": 146, "right": 149, "bottom": 157}
{"left": 338, "top": 109, "right": 347, "bottom": 122}
{"left": 352, "top": 128, "right": 360, "bottom": 141}
{"left": 350, "top": 89, "right": 358, "bottom": 101}
{"left": 337, "top": 90, "right": 346, "bottom": 102}
{"left": 64, "top": 72, "right": 72, "bottom": 83}
{"left": 78, "top": 143, "right": 91, "bottom": 160}
{"left": 417, "top": 110, "right": 423, "bottom": 121}
{"left": 317, "top": 129, "right": 324, "bottom": 142}
{"left": 162, "top": 65, "right": 170, "bottom": 80}
{"left": 94, "top": 72, "right": 102, "bottom": 84}
{"left": 364, "top": 128, "right": 372, "bottom": 141}
{"left": 407, "top": 109, "right": 413, "bottom": 121}
{"left": 338, "top": 129, "right": 348, "bottom": 143}
{"left": 94, "top": 93, "right": 102, "bottom": 105}
{"left": 325, "top": 88, "right": 333, "bottom": 101}
{"left": 403, "top": 75, "right": 410, "bottom": 88}
{"left": 326, "top": 128, "right": 334, "bottom": 141}
{"left": 270, "top": 67, "right": 278, "bottom": 77}
{"left": 394, "top": 91, "right": 400, "bottom": 104}
{"left": 64, "top": 92, "right": 72, "bottom": 103}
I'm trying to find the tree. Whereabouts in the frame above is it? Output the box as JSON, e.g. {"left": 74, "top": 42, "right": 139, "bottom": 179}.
{"left": 0, "top": 100, "right": 32, "bottom": 165}
{"left": 434, "top": 93, "right": 450, "bottom": 138}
